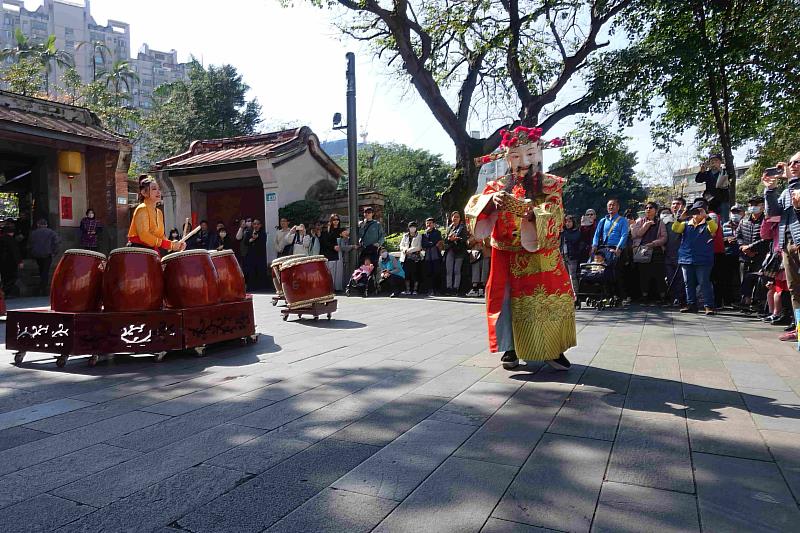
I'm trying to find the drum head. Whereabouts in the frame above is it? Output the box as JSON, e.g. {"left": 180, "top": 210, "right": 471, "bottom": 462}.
{"left": 161, "top": 249, "right": 211, "bottom": 264}
{"left": 271, "top": 254, "right": 305, "bottom": 268}
{"left": 279, "top": 255, "right": 328, "bottom": 271}
{"left": 109, "top": 247, "right": 159, "bottom": 258}
{"left": 210, "top": 249, "right": 235, "bottom": 258}
{"left": 63, "top": 249, "right": 106, "bottom": 260}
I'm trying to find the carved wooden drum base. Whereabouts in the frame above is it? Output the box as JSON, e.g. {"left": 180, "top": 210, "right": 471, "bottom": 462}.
{"left": 7, "top": 297, "right": 256, "bottom": 367}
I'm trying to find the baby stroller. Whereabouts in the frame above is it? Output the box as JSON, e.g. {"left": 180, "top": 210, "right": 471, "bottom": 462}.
{"left": 345, "top": 267, "right": 377, "bottom": 297}
{"left": 576, "top": 253, "right": 620, "bottom": 309}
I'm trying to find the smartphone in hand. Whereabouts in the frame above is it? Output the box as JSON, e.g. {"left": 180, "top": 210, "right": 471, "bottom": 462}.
{"left": 764, "top": 167, "right": 783, "bottom": 178}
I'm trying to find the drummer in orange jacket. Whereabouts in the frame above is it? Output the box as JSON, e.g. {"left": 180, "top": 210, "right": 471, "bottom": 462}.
{"left": 127, "top": 176, "right": 186, "bottom": 253}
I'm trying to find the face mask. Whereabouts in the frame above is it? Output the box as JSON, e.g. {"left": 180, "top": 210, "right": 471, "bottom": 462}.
{"left": 747, "top": 206, "right": 762, "bottom": 215}
{"left": 381, "top": 251, "right": 389, "bottom": 259}
{"left": 661, "top": 214, "right": 674, "bottom": 225}
{"left": 219, "top": 232, "right": 227, "bottom": 238}
{"left": 730, "top": 214, "right": 742, "bottom": 223}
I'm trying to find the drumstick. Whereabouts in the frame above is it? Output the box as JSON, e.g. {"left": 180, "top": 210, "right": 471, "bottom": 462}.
{"left": 182, "top": 218, "right": 189, "bottom": 238}
{"left": 179, "top": 225, "right": 202, "bottom": 244}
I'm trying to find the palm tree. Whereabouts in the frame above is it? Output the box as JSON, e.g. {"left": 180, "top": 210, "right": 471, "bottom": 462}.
{"left": 0, "top": 28, "right": 37, "bottom": 63}
{"left": 36, "top": 35, "right": 73, "bottom": 94}
{"left": 76, "top": 40, "right": 110, "bottom": 81}
{"left": 98, "top": 59, "right": 139, "bottom": 96}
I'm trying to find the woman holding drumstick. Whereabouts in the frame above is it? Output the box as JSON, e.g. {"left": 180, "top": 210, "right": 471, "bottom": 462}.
{"left": 127, "top": 176, "right": 186, "bottom": 254}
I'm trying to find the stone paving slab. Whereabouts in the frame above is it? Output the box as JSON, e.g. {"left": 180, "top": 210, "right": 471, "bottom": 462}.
{"left": 606, "top": 412, "right": 694, "bottom": 493}
{"left": 592, "top": 481, "right": 700, "bottom": 533}
{"left": 694, "top": 452, "right": 800, "bottom": 531}
{"left": 0, "top": 398, "right": 93, "bottom": 431}
{"left": 373, "top": 456, "right": 516, "bottom": 533}
{"left": 492, "top": 433, "right": 612, "bottom": 532}
{"left": 177, "top": 439, "right": 379, "bottom": 533}
{"left": 0, "top": 296, "right": 799, "bottom": 532}
{"left": 265, "top": 488, "right": 398, "bottom": 533}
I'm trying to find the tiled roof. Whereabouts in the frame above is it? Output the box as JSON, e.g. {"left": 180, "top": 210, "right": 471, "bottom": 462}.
{"left": 153, "top": 127, "right": 345, "bottom": 177}
{"left": 0, "top": 90, "right": 127, "bottom": 147}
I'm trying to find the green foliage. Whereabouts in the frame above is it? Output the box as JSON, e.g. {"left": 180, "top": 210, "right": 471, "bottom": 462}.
{"left": 383, "top": 232, "right": 403, "bottom": 252}
{"left": 80, "top": 81, "right": 140, "bottom": 139}
{"left": 60, "top": 66, "right": 82, "bottom": 105}
{"left": 279, "top": 200, "right": 321, "bottom": 227}
{"left": 339, "top": 143, "right": 450, "bottom": 226}
{"left": 2, "top": 58, "right": 44, "bottom": 96}
{"left": 590, "top": 0, "right": 800, "bottom": 200}
{"left": 98, "top": 59, "right": 139, "bottom": 95}
{"left": 553, "top": 120, "right": 645, "bottom": 216}
{"left": 140, "top": 60, "right": 262, "bottom": 164}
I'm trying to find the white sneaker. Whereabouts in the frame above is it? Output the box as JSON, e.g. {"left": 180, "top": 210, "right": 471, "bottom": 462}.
{"left": 401, "top": 291, "right": 410, "bottom": 295}
{"left": 466, "top": 289, "right": 477, "bottom": 297}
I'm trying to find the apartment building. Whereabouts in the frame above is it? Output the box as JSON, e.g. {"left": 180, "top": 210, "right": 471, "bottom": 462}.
{"left": 0, "top": 0, "right": 187, "bottom": 108}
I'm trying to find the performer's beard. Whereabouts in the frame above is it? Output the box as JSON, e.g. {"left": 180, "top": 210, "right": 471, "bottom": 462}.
{"left": 505, "top": 164, "right": 542, "bottom": 198}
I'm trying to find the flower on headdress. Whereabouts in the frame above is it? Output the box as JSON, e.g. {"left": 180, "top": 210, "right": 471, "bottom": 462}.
{"left": 549, "top": 137, "right": 564, "bottom": 148}
{"left": 481, "top": 155, "right": 492, "bottom": 164}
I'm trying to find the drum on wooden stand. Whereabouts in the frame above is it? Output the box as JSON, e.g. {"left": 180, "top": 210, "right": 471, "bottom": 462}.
{"left": 279, "top": 255, "right": 334, "bottom": 310}
{"left": 103, "top": 248, "right": 163, "bottom": 312}
{"left": 50, "top": 249, "right": 106, "bottom": 312}
{"left": 270, "top": 254, "right": 305, "bottom": 297}
{"left": 210, "top": 250, "right": 246, "bottom": 302}
{"left": 162, "top": 249, "right": 220, "bottom": 308}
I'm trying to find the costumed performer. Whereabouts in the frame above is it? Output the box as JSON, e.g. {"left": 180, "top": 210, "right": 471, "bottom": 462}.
{"left": 464, "top": 126, "right": 575, "bottom": 371}
{"left": 128, "top": 176, "right": 186, "bottom": 254}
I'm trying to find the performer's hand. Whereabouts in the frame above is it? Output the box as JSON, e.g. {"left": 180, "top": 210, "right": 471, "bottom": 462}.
{"left": 613, "top": 247, "right": 622, "bottom": 257}
{"left": 762, "top": 172, "right": 778, "bottom": 190}
{"left": 492, "top": 191, "right": 509, "bottom": 209}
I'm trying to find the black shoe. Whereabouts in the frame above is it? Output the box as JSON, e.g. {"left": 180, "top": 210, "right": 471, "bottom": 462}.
{"left": 784, "top": 322, "right": 796, "bottom": 332}
{"left": 679, "top": 306, "right": 698, "bottom": 313}
{"left": 546, "top": 353, "right": 571, "bottom": 371}
{"left": 501, "top": 350, "right": 519, "bottom": 370}
{"left": 770, "top": 315, "right": 791, "bottom": 326}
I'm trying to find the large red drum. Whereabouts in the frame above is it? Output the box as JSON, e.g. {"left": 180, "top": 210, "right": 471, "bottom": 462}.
{"left": 210, "top": 250, "right": 246, "bottom": 302}
{"left": 162, "top": 249, "right": 220, "bottom": 308}
{"left": 270, "top": 254, "right": 305, "bottom": 296}
{"left": 103, "top": 248, "right": 163, "bottom": 312}
{"left": 279, "top": 255, "right": 334, "bottom": 310}
{"left": 50, "top": 249, "right": 106, "bottom": 312}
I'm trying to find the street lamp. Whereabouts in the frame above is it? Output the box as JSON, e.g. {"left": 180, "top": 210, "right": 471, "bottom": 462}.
{"left": 332, "top": 53, "right": 358, "bottom": 248}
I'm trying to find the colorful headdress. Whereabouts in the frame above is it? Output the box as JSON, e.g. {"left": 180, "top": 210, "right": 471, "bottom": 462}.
{"left": 476, "top": 126, "right": 566, "bottom": 165}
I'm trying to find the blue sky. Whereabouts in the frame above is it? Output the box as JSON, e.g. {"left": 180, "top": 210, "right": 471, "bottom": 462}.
{"left": 42, "top": 0, "right": 751, "bottom": 179}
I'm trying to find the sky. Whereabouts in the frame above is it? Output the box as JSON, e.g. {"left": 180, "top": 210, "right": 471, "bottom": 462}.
{"left": 29, "top": 0, "right": 750, "bottom": 178}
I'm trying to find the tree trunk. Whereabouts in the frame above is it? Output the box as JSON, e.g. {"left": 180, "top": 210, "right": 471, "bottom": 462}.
{"left": 441, "top": 142, "right": 479, "bottom": 216}
{"left": 722, "top": 141, "right": 736, "bottom": 205}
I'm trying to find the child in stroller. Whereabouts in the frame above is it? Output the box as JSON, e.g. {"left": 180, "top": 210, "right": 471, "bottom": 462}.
{"left": 576, "top": 251, "right": 617, "bottom": 309}
{"left": 345, "top": 257, "right": 376, "bottom": 297}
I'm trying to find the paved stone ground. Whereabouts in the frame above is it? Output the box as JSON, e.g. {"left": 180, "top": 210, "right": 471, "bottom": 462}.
{"left": 0, "top": 294, "right": 799, "bottom": 532}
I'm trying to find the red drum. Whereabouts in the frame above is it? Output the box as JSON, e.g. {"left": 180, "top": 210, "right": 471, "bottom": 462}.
{"left": 162, "top": 249, "right": 220, "bottom": 308}
{"left": 210, "top": 250, "right": 246, "bottom": 302}
{"left": 271, "top": 254, "right": 305, "bottom": 296}
{"left": 279, "top": 255, "right": 334, "bottom": 310}
{"left": 50, "top": 249, "right": 106, "bottom": 312}
{"left": 103, "top": 248, "right": 163, "bottom": 312}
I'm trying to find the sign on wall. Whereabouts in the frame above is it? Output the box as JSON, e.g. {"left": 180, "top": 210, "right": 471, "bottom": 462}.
{"left": 60, "top": 196, "right": 73, "bottom": 220}
{"left": 266, "top": 192, "right": 276, "bottom": 202}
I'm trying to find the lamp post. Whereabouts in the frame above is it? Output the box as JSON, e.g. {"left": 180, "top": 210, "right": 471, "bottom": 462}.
{"left": 333, "top": 52, "right": 359, "bottom": 248}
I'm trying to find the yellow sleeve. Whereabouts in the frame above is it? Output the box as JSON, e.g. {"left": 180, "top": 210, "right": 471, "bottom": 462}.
{"left": 707, "top": 219, "right": 718, "bottom": 235}
{"left": 531, "top": 189, "right": 565, "bottom": 251}
{"left": 133, "top": 207, "right": 166, "bottom": 248}
{"left": 672, "top": 221, "right": 686, "bottom": 234}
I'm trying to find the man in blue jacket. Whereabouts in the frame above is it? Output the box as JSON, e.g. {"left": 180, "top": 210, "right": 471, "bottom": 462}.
{"left": 763, "top": 151, "right": 800, "bottom": 341}
{"left": 591, "top": 198, "right": 629, "bottom": 301}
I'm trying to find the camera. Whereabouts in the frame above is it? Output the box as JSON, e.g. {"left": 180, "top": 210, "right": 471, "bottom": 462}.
{"left": 764, "top": 167, "right": 782, "bottom": 178}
